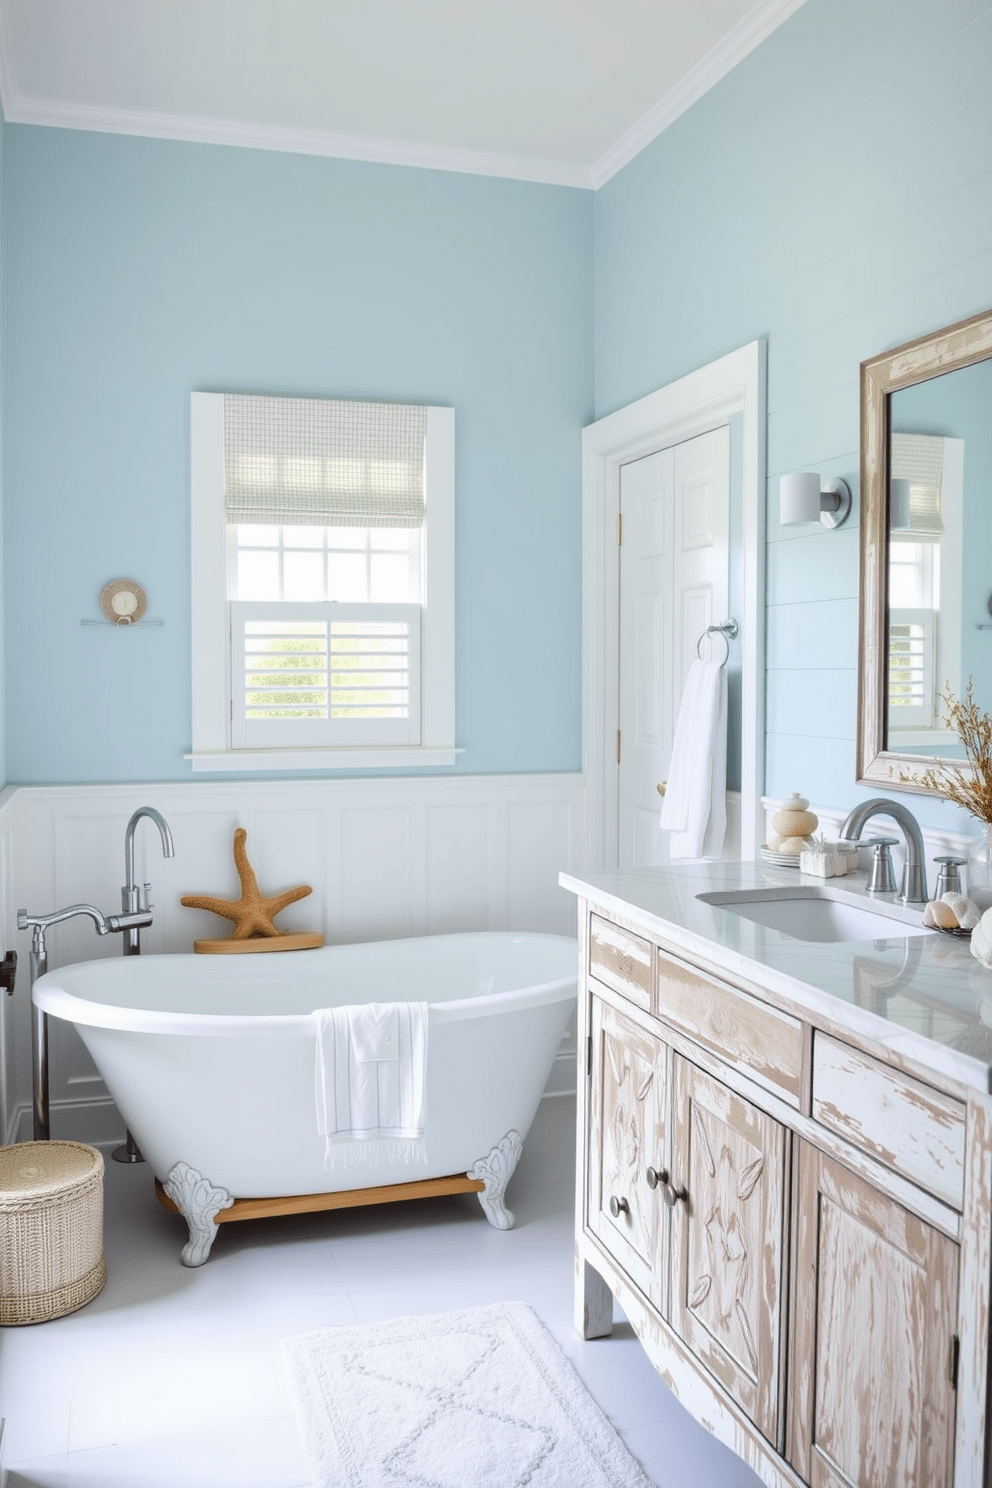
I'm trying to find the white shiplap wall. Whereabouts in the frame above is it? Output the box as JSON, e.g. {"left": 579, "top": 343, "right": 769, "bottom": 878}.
{"left": 0, "top": 773, "right": 586, "bottom": 1144}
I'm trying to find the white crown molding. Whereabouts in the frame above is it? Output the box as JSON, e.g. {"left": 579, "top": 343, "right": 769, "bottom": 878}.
{"left": 0, "top": 94, "right": 595, "bottom": 189}
{"left": 590, "top": 0, "right": 809, "bottom": 188}
{"left": 0, "top": 0, "right": 806, "bottom": 189}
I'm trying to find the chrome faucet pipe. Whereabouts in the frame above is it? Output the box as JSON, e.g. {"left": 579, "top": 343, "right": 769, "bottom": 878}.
{"left": 115, "top": 806, "right": 174, "bottom": 1163}
{"left": 838, "top": 798, "right": 929, "bottom": 905}
{"left": 17, "top": 902, "right": 137, "bottom": 1142}
{"left": 122, "top": 806, "right": 175, "bottom": 957}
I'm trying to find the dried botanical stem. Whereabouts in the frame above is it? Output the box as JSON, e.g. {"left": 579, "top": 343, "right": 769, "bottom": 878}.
{"left": 910, "top": 680, "right": 992, "bottom": 823}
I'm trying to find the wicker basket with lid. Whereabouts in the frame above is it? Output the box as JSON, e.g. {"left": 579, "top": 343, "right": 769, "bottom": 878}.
{"left": 0, "top": 1141, "right": 106, "bottom": 1325}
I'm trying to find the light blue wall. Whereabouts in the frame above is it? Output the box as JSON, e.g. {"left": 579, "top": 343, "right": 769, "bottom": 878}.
{"left": 595, "top": 0, "right": 992, "bottom": 831}
{"left": 3, "top": 127, "right": 593, "bottom": 783}
{"left": 0, "top": 111, "right": 5, "bottom": 791}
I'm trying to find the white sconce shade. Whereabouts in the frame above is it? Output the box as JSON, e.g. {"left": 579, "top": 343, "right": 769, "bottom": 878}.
{"left": 889, "top": 477, "right": 912, "bottom": 530}
{"left": 780, "top": 472, "right": 822, "bottom": 525}
{"left": 779, "top": 472, "right": 852, "bottom": 529}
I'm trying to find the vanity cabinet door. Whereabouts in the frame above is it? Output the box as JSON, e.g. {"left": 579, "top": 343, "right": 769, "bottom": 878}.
{"left": 669, "top": 1055, "right": 787, "bottom": 1447}
{"left": 588, "top": 995, "right": 668, "bottom": 1311}
{"left": 789, "top": 1140, "right": 959, "bottom": 1488}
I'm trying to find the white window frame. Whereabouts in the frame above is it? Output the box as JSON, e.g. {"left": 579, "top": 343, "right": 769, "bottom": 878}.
{"left": 187, "top": 392, "right": 456, "bottom": 771}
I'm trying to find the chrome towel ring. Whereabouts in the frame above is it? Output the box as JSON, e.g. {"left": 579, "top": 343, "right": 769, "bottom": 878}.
{"left": 696, "top": 619, "right": 739, "bottom": 666}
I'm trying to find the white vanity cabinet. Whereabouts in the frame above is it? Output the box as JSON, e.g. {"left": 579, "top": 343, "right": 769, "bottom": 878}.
{"left": 571, "top": 893, "right": 992, "bottom": 1488}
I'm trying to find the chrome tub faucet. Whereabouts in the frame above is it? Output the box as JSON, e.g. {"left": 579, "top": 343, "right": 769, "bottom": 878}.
{"left": 17, "top": 902, "right": 154, "bottom": 1141}
{"left": 122, "top": 806, "right": 175, "bottom": 956}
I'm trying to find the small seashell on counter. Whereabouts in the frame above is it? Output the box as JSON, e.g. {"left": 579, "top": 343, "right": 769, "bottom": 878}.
{"left": 924, "top": 893, "right": 982, "bottom": 932}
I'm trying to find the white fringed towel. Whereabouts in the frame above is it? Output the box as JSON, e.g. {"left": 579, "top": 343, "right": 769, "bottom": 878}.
{"left": 660, "top": 658, "right": 727, "bottom": 860}
{"left": 313, "top": 1002, "right": 428, "bottom": 1169}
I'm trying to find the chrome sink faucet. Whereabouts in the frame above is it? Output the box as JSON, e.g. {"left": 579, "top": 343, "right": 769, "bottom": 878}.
{"left": 122, "top": 806, "right": 175, "bottom": 956}
{"left": 839, "top": 798, "right": 929, "bottom": 905}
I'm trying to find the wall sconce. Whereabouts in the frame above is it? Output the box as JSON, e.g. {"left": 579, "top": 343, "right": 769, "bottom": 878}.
{"left": 779, "top": 472, "right": 853, "bottom": 529}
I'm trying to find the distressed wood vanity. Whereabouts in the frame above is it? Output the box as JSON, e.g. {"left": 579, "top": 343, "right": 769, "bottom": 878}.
{"left": 562, "top": 864, "right": 992, "bottom": 1488}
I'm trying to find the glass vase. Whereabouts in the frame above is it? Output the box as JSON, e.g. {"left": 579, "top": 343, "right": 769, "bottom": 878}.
{"left": 967, "top": 823, "right": 992, "bottom": 913}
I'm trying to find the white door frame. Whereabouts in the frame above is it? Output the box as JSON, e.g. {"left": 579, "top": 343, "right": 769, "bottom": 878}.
{"left": 581, "top": 340, "right": 767, "bottom": 867}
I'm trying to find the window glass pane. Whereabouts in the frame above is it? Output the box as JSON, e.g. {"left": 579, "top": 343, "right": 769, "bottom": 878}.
{"left": 237, "top": 524, "right": 280, "bottom": 547}
{"left": 326, "top": 526, "right": 369, "bottom": 550}
{"left": 283, "top": 551, "right": 325, "bottom": 602}
{"left": 283, "top": 525, "right": 324, "bottom": 549}
{"left": 371, "top": 553, "right": 415, "bottom": 603}
{"left": 327, "top": 553, "right": 369, "bottom": 602}
{"left": 238, "top": 550, "right": 281, "bottom": 601}
{"left": 373, "top": 529, "right": 416, "bottom": 551}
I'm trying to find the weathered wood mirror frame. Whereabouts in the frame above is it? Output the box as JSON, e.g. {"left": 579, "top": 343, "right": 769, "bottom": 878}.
{"left": 858, "top": 306, "right": 992, "bottom": 793}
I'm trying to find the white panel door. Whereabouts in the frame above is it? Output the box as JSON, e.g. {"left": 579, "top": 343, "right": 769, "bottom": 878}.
{"left": 618, "top": 426, "right": 730, "bottom": 868}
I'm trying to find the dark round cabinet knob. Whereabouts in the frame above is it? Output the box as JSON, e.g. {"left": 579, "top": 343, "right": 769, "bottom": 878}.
{"left": 609, "top": 1195, "right": 630, "bottom": 1219}
{"left": 645, "top": 1166, "right": 669, "bottom": 1190}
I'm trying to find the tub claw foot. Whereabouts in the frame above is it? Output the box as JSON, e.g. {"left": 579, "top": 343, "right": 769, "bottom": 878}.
{"left": 470, "top": 1129, "right": 523, "bottom": 1230}
{"left": 163, "top": 1162, "right": 234, "bottom": 1266}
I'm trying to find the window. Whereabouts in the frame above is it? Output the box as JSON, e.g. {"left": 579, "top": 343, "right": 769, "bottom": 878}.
{"left": 189, "top": 393, "right": 455, "bottom": 771}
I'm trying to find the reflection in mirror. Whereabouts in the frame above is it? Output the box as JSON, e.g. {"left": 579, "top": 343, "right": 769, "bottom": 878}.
{"left": 887, "top": 358, "right": 992, "bottom": 757}
{"left": 857, "top": 306, "right": 992, "bottom": 794}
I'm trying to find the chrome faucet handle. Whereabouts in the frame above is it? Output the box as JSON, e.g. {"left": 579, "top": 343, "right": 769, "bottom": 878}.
{"left": 107, "top": 910, "right": 154, "bottom": 935}
{"left": 934, "top": 856, "right": 967, "bottom": 898}
{"left": 863, "top": 838, "right": 899, "bottom": 895}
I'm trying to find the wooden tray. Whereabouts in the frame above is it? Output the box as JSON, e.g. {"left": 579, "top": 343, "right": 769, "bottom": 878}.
{"left": 193, "top": 932, "right": 324, "bottom": 954}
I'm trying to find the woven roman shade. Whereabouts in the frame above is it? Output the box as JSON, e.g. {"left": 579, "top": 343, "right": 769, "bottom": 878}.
{"left": 891, "top": 431, "right": 945, "bottom": 539}
{"left": 224, "top": 395, "right": 427, "bottom": 528}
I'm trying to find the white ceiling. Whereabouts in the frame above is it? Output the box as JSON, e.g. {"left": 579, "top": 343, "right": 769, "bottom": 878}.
{"left": 0, "top": 0, "right": 806, "bottom": 188}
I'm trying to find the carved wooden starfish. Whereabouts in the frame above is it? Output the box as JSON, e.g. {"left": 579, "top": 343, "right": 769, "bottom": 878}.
{"left": 181, "top": 828, "right": 312, "bottom": 939}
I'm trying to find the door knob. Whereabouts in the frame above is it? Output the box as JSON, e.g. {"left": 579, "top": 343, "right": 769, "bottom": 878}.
{"left": 609, "top": 1195, "right": 630, "bottom": 1219}
{"left": 645, "top": 1166, "right": 669, "bottom": 1189}
{"left": 662, "top": 1179, "right": 688, "bottom": 1209}
{"left": 656, "top": 782, "right": 667, "bottom": 796}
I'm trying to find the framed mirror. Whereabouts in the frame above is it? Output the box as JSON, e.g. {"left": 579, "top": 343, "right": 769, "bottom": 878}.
{"left": 858, "top": 306, "right": 992, "bottom": 793}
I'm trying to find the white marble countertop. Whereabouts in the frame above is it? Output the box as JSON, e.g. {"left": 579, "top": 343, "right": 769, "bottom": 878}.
{"left": 560, "top": 862, "right": 992, "bottom": 1096}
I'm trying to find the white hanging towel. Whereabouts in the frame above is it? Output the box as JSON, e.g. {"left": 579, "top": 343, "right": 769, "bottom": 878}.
{"left": 313, "top": 1002, "right": 428, "bottom": 1170}
{"left": 660, "top": 658, "right": 727, "bottom": 861}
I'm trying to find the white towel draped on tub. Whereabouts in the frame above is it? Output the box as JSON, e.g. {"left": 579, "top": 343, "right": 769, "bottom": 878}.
{"left": 313, "top": 1002, "right": 428, "bottom": 1170}
{"left": 660, "top": 658, "right": 727, "bottom": 861}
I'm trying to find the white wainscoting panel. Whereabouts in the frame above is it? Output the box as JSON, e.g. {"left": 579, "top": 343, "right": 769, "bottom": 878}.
{"left": 0, "top": 774, "right": 586, "bottom": 1144}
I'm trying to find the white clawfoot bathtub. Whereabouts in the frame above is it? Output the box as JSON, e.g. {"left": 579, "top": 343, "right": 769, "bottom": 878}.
{"left": 33, "top": 932, "right": 577, "bottom": 1263}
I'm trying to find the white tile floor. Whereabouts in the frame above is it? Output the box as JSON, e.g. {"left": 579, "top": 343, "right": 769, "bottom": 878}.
{"left": 1, "top": 1098, "right": 760, "bottom": 1487}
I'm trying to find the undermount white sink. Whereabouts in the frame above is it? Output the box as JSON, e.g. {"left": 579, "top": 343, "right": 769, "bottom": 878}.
{"left": 697, "top": 887, "right": 933, "bottom": 943}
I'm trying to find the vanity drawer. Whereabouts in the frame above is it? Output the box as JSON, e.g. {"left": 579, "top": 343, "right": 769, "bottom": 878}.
{"left": 812, "top": 1034, "right": 966, "bottom": 1210}
{"left": 589, "top": 915, "right": 652, "bottom": 1010}
{"left": 656, "top": 948, "right": 802, "bottom": 1106}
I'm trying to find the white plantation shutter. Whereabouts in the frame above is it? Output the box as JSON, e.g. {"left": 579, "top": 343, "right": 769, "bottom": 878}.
{"left": 231, "top": 602, "right": 421, "bottom": 748}
{"left": 224, "top": 396, "right": 427, "bottom": 528}
{"left": 888, "top": 607, "right": 936, "bottom": 728}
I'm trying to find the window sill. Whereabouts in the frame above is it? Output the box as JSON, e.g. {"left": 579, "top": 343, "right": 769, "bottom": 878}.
{"left": 185, "top": 746, "right": 461, "bottom": 773}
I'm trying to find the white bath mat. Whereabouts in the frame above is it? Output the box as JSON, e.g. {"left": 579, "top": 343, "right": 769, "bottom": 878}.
{"left": 281, "top": 1300, "right": 653, "bottom": 1488}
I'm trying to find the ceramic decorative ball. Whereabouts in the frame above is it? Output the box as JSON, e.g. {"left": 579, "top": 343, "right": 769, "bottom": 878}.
{"left": 771, "top": 792, "right": 818, "bottom": 840}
